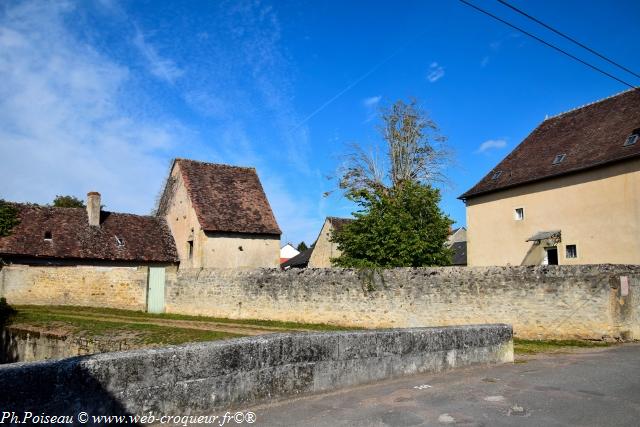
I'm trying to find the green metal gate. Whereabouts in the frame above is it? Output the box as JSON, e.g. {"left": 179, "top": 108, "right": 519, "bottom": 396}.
{"left": 147, "top": 266, "right": 165, "bottom": 313}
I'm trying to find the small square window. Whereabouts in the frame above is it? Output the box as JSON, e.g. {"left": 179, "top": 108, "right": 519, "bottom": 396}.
{"left": 44, "top": 231, "right": 52, "bottom": 241}
{"left": 514, "top": 208, "right": 524, "bottom": 221}
{"left": 115, "top": 236, "right": 125, "bottom": 247}
{"left": 552, "top": 154, "right": 566, "bottom": 165}
{"left": 491, "top": 170, "right": 502, "bottom": 180}
{"left": 566, "top": 244, "right": 577, "bottom": 259}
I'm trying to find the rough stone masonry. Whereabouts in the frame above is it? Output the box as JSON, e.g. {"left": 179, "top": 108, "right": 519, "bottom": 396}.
{"left": 0, "top": 325, "right": 513, "bottom": 418}
{"left": 2, "top": 264, "right": 639, "bottom": 341}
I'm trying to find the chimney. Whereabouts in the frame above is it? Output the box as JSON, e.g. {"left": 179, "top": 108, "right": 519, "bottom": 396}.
{"left": 86, "top": 192, "right": 101, "bottom": 227}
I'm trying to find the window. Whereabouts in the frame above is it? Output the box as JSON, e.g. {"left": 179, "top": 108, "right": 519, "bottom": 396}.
{"left": 514, "top": 208, "right": 524, "bottom": 221}
{"left": 187, "top": 240, "right": 194, "bottom": 260}
{"left": 624, "top": 130, "right": 639, "bottom": 147}
{"left": 44, "top": 231, "right": 52, "bottom": 241}
{"left": 491, "top": 170, "right": 502, "bottom": 180}
{"left": 566, "top": 244, "right": 578, "bottom": 259}
{"left": 552, "top": 153, "right": 566, "bottom": 165}
{"left": 115, "top": 236, "right": 125, "bottom": 247}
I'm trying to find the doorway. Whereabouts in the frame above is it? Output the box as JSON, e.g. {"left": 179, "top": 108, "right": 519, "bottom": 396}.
{"left": 147, "top": 266, "right": 166, "bottom": 313}
{"left": 544, "top": 247, "right": 559, "bottom": 265}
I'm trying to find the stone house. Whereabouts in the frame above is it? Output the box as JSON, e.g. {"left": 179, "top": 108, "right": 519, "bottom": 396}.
{"left": 0, "top": 192, "right": 178, "bottom": 313}
{"left": 460, "top": 88, "right": 640, "bottom": 266}
{"left": 156, "top": 158, "right": 281, "bottom": 268}
{"left": 446, "top": 227, "right": 467, "bottom": 266}
{"left": 307, "top": 217, "right": 353, "bottom": 268}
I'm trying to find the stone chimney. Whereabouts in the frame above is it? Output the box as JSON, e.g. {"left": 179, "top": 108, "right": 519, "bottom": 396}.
{"left": 86, "top": 192, "right": 101, "bottom": 227}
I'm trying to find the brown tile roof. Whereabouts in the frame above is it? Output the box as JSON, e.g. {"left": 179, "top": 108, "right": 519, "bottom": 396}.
{"left": 327, "top": 217, "right": 354, "bottom": 233}
{"left": 175, "top": 159, "right": 281, "bottom": 235}
{"left": 460, "top": 89, "right": 640, "bottom": 200}
{"left": 0, "top": 204, "right": 178, "bottom": 263}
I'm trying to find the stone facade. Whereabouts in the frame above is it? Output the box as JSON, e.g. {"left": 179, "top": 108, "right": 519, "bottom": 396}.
{"left": 0, "top": 325, "right": 513, "bottom": 415}
{"left": 308, "top": 218, "right": 350, "bottom": 268}
{"left": 0, "top": 264, "right": 176, "bottom": 311}
{"left": 159, "top": 160, "right": 280, "bottom": 269}
{"left": 466, "top": 159, "right": 640, "bottom": 266}
{"left": 3, "top": 264, "right": 639, "bottom": 341}
{"left": 165, "top": 265, "right": 640, "bottom": 341}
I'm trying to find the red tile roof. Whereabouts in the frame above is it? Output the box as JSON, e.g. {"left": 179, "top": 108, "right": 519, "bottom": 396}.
{"left": 460, "top": 89, "right": 640, "bottom": 200}
{"left": 175, "top": 159, "right": 281, "bottom": 235}
{"left": 0, "top": 204, "right": 178, "bottom": 263}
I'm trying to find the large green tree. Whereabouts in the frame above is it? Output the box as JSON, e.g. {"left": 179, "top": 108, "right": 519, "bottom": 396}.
{"left": 52, "top": 195, "right": 85, "bottom": 208}
{"left": 0, "top": 200, "right": 20, "bottom": 237}
{"left": 331, "top": 183, "right": 452, "bottom": 267}
{"left": 331, "top": 99, "right": 453, "bottom": 267}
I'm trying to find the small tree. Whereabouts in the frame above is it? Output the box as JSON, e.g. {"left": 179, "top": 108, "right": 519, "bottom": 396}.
{"left": 296, "top": 241, "right": 308, "bottom": 252}
{"left": 0, "top": 200, "right": 20, "bottom": 238}
{"left": 331, "top": 182, "right": 452, "bottom": 268}
{"left": 52, "top": 195, "right": 85, "bottom": 208}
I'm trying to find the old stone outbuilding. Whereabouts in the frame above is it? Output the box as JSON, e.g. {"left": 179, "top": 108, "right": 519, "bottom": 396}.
{"left": 0, "top": 193, "right": 178, "bottom": 313}
{"left": 156, "top": 159, "right": 281, "bottom": 269}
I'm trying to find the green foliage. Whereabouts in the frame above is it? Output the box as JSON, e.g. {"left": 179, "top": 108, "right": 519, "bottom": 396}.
{"left": 52, "top": 195, "right": 85, "bottom": 208}
{"left": 296, "top": 241, "right": 308, "bottom": 252}
{"left": 331, "top": 182, "right": 453, "bottom": 268}
{"left": 0, "top": 298, "right": 16, "bottom": 327}
{"left": 0, "top": 200, "right": 20, "bottom": 237}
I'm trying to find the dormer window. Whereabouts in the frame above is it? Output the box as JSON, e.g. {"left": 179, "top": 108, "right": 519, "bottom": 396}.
{"left": 115, "top": 236, "right": 125, "bottom": 247}
{"left": 624, "top": 129, "right": 640, "bottom": 147}
{"left": 552, "top": 154, "right": 566, "bottom": 165}
{"left": 491, "top": 170, "right": 502, "bottom": 180}
{"left": 44, "top": 231, "right": 52, "bottom": 241}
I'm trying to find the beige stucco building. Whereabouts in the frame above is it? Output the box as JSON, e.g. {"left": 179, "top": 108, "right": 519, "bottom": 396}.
{"left": 157, "top": 159, "right": 281, "bottom": 269}
{"left": 461, "top": 89, "right": 640, "bottom": 266}
{"left": 308, "top": 217, "right": 353, "bottom": 268}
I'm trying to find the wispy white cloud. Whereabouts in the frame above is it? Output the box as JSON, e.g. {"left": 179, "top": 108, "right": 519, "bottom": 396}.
{"left": 0, "top": 1, "right": 190, "bottom": 213}
{"left": 133, "top": 28, "right": 184, "bottom": 84}
{"left": 427, "top": 62, "right": 445, "bottom": 83}
{"left": 363, "top": 96, "right": 381, "bottom": 107}
{"left": 476, "top": 139, "right": 507, "bottom": 153}
{"left": 363, "top": 95, "right": 381, "bottom": 122}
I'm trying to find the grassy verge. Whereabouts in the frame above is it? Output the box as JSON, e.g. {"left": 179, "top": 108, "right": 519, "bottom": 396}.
{"left": 14, "top": 305, "right": 359, "bottom": 331}
{"left": 11, "top": 310, "right": 243, "bottom": 346}
{"left": 514, "top": 338, "right": 611, "bottom": 355}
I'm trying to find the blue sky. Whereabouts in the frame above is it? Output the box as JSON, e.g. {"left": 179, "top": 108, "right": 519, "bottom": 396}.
{"left": 1, "top": 0, "right": 639, "bottom": 245}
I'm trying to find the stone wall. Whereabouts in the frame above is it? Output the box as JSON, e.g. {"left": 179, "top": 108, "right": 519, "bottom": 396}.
{"left": 166, "top": 265, "right": 640, "bottom": 341}
{"left": 3, "top": 263, "right": 639, "bottom": 341}
{"left": 1, "top": 326, "right": 139, "bottom": 364}
{"left": 0, "top": 264, "right": 152, "bottom": 310}
{"left": 0, "top": 325, "right": 513, "bottom": 416}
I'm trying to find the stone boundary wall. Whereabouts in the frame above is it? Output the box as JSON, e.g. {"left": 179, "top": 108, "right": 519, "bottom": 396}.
{"left": 1, "top": 326, "right": 140, "bottom": 364}
{"left": 167, "top": 265, "right": 640, "bottom": 341}
{"left": 0, "top": 264, "right": 151, "bottom": 310}
{"left": 0, "top": 325, "right": 513, "bottom": 417}
{"left": 2, "top": 264, "right": 638, "bottom": 341}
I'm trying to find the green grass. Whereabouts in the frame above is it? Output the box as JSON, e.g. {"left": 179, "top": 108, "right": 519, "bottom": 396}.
{"left": 514, "top": 338, "right": 611, "bottom": 355}
{"left": 14, "top": 305, "right": 359, "bottom": 331}
{"left": 12, "top": 310, "right": 242, "bottom": 345}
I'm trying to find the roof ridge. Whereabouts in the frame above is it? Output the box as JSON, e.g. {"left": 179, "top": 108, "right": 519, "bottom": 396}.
{"left": 544, "top": 88, "right": 638, "bottom": 121}
{"left": 175, "top": 158, "right": 256, "bottom": 170}
{"left": 8, "top": 202, "right": 159, "bottom": 219}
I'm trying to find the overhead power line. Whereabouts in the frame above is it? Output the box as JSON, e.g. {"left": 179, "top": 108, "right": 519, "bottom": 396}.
{"left": 497, "top": 0, "right": 640, "bottom": 80}
{"left": 459, "top": 0, "right": 637, "bottom": 89}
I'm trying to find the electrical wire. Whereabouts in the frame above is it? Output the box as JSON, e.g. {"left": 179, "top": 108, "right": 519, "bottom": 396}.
{"left": 459, "top": 0, "right": 637, "bottom": 89}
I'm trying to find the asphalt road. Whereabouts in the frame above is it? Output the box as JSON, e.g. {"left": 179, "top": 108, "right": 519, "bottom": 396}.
{"left": 245, "top": 344, "right": 640, "bottom": 427}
